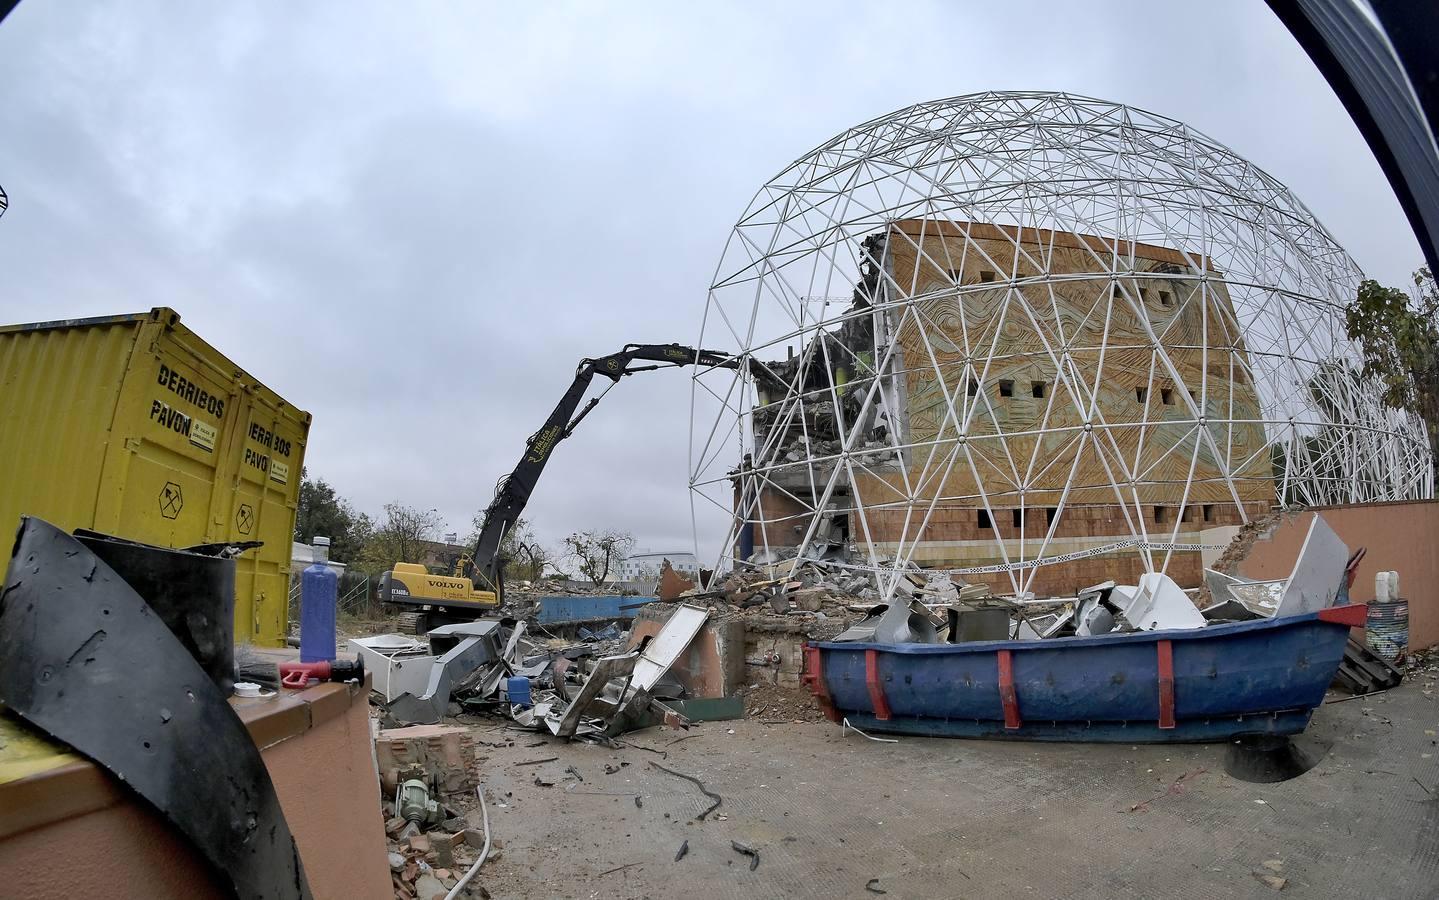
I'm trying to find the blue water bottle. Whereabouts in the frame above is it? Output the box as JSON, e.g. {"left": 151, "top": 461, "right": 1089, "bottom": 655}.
{"left": 300, "top": 536, "right": 337, "bottom": 662}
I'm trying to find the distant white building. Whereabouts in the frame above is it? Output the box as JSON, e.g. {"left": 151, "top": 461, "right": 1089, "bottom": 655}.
{"left": 612, "top": 550, "right": 700, "bottom": 582}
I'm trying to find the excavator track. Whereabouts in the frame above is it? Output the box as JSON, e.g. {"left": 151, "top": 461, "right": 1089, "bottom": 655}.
{"left": 397, "top": 611, "right": 428, "bottom": 635}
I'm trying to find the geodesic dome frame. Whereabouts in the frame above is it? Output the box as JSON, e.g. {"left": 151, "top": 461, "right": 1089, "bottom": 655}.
{"left": 690, "top": 91, "right": 1433, "bottom": 596}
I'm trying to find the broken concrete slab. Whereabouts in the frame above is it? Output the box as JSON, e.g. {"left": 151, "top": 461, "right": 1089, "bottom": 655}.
{"left": 413, "top": 873, "right": 447, "bottom": 900}
{"left": 428, "top": 830, "right": 466, "bottom": 867}
{"left": 376, "top": 724, "right": 480, "bottom": 794}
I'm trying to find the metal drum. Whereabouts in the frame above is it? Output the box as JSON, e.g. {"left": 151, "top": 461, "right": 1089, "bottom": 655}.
{"left": 1366, "top": 599, "right": 1409, "bottom": 663}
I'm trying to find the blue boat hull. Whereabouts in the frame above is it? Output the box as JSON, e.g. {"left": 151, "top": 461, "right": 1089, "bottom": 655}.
{"left": 805, "top": 605, "right": 1365, "bottom": 743}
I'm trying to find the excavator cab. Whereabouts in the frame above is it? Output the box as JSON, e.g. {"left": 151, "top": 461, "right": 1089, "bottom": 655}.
{"left": 377, "top": 562, "right": 499, "bottom": 634}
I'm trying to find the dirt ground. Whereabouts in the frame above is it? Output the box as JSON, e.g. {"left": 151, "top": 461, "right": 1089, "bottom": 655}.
{"left": 740, "top": 681, "right": 827, "bottom": 723}
{"left": 424, "top": 674, "right": 1439, "bottom": 900}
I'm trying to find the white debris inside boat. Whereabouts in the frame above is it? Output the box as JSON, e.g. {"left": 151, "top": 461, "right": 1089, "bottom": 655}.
{"left": 831, "top": 514, "right": 1351, "bottom": 644}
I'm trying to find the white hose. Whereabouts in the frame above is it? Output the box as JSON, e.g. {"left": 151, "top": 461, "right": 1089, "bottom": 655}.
{"left": 444, "top": 784, "right": 492, "bottom": 900}
{"left": 842, "top": 717, "right": 899, "bottom": 743}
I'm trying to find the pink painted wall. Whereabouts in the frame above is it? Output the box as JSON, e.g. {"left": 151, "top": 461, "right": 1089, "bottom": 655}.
{"left": 0, "top": 800, "right": 228, "bottom": 898}
{"left": 265, "top": 685, "right": 392, "bottom": 899}
{"left": 1237, "top": 500, "right": 1439, "bottom": 650}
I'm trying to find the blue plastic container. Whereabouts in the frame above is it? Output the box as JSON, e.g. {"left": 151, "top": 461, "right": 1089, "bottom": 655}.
{"left": 299, "top": 537, "right": 337, "bottom": 662}
{"left": 506, "top": 676, "right": 532, "bottom": 707}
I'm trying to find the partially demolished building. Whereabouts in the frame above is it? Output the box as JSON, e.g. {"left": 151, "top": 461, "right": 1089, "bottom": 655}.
{"left": 694, "top": 92, "right": 1433, "bottom": 599}
{"left": 741, "top": 220, "right": 1275, "bottom": 595}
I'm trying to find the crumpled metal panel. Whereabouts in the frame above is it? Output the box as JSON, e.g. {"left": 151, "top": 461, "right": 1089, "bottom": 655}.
{"left": 387, "top": 620, "right": 502, "bottom": 725}
{"left": 1113, "top": 574, "right": 1207, "bottom": 631}
{"left": 0, "top": 517, "right": 312, "bottom": 899}
{"left": 629, "top": 604, "right": 708, "bottom": 692}
{"left": 1276, "top": 514, "right": 1348, "bottom": 617}
{"left": 348, "top": 634, "right": 433, "bottom": 702}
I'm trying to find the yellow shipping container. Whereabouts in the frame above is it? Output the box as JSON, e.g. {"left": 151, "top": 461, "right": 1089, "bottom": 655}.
{"left": 0, "top": 307, "right": 311, "bottom": 647}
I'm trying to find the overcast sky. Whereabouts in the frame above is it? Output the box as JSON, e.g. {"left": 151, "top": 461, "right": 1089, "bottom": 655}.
{"left": 0, "top": 1, "right": 1423, "bottom": 564}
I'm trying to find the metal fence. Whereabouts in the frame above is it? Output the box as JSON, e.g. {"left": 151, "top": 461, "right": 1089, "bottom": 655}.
{"left": 288, "top": 571, "right": 377, "bottom": 626}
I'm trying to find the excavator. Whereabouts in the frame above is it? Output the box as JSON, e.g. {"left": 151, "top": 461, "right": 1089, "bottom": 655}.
{"left": 378, "top": 343, "right": 761, "bottom": 633}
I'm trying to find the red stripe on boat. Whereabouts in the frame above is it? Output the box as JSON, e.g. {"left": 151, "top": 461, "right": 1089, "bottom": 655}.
{"left": 1317, "top": 603, "right": 1368, "bottom": 627}
{"left": 865, "top": 648, "right": 892, "bottom": 721}
{"left": 997, "top": 649, "right": 1021, "bottom": 729}
{"left": 801, "top": 644, "right": 841, "bottom": 723}
{"left": 1157, "top": 639, "right": 1175, "bottom": 729}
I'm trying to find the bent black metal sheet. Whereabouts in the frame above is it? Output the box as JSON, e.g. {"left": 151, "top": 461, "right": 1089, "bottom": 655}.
{"left": 0, "top": 517, "right": 312, "bottom": 899}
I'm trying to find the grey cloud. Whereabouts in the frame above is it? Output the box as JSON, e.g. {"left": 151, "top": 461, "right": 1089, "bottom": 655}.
{"left": 0, "top": 0, "right": 1424, "bottom": 561}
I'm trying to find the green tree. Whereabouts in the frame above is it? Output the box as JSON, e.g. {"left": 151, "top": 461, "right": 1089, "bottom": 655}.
{"left": 561, "top": 529, "right": 635, "bottom": 586}
{"left": 1346, "top": 268, "right": 1439, "bottom": 464}
{"left": 293, "top": 469, "right": 372, "bottom": 563}
{"left": 356, "top": 503, "right": 445, "bottom": 574}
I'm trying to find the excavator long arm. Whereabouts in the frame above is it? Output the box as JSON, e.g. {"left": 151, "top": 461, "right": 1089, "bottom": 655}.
{"left": 468, "top": 343, "right": 761, "bottom": 598}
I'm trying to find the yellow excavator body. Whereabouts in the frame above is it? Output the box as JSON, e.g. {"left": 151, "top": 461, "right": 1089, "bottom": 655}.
{"left": 379, "top": 561, "right": 498, "bottom": 609}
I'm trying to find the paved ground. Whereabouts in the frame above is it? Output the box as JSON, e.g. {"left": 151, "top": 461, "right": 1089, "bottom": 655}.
{"left": 453, "top": 675, "right": 1439, "bottom": 900}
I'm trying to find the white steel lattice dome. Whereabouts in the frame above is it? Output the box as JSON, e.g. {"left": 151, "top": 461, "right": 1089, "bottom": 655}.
{"left": 689, "top": 90, "right": 1433, "bottom": 597}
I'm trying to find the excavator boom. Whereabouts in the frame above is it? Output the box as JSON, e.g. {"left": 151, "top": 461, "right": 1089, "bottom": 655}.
{"left": 378, "top": 342, "right": 765, "bottom": 630}
{"left": 466, "top": 344, "right": 760, "bottom": 599}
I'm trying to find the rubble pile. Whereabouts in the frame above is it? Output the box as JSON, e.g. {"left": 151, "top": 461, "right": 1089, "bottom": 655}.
{"left": 382, "top": 791, "right": 492, "bottom": 897}
{"left": 355, "top": 603, "right": 732, "bottom": 741}
{"left": 371, "top": 724, "right": 494, "bottom": 899}
{"left": 744, "top": 680, "right": 827, "bottom": 723}
{"left": 685, "top": 562, "right": 876, "bottom": 614}
{"left": 506, "top": 577, "right": 638, "bottom": 599}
